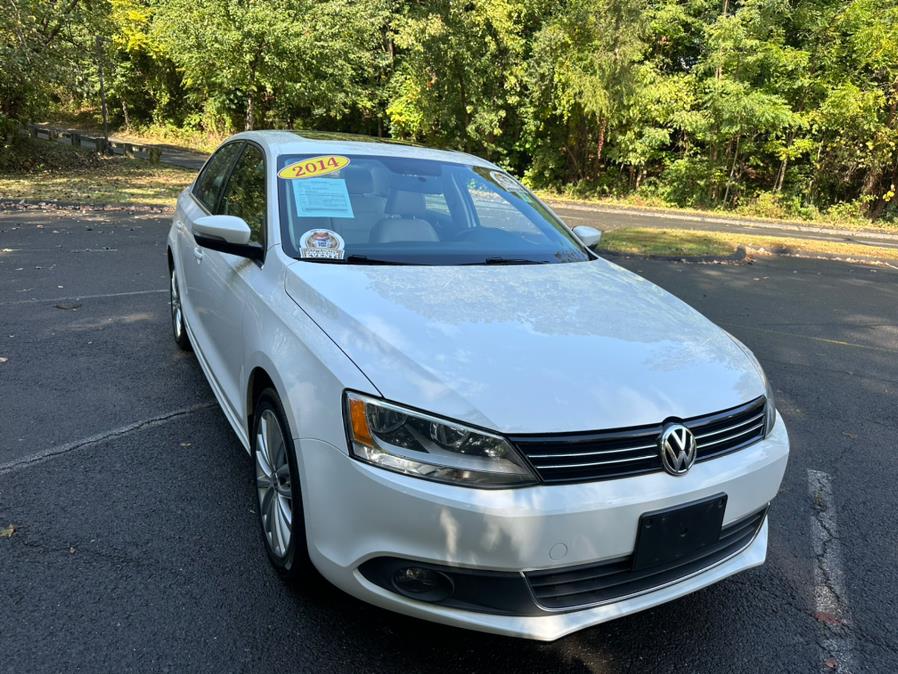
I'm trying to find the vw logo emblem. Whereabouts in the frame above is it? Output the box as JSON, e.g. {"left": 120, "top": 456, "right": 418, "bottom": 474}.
{"left": 659, "top": 424, "right": 697, "bottom": 475}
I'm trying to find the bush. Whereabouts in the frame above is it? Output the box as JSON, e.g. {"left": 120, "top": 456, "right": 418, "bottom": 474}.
{"left": 822, "top": 196, "right": 876, "bottom": 226}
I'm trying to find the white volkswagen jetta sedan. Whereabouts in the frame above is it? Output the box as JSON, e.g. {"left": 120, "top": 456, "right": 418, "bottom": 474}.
{"left": 166, "top": 130, "right": 789, "bottom": 640}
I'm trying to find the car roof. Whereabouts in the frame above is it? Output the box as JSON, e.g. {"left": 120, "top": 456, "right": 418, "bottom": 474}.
{"left": 226, "top": 130, "right": 498, "bottom": 169}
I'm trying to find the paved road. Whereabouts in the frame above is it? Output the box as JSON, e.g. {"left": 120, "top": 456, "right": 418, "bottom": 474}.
{"left": 2, "top": 207, "right": 897, "bottom": 672}
{"left": 549, "top": 202, "right": 898, "bottom": 251}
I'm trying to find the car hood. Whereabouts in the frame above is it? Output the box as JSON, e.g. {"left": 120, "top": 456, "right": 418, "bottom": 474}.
{"left": 285, "top": 258, "right": 764, "bottom": 434}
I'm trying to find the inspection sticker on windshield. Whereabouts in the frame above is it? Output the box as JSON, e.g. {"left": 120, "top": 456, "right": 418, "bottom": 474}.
{"left": 291, "top": 178, "right": 355, "bottom": 219}
{"left": 278, "top": 155, "right": 350, "bottom": 179}
{"left": 299, "top": 229, "right": 346, "bottom": 260}
{"left": 490, "top": 170, "right": 526, "bottom": 193}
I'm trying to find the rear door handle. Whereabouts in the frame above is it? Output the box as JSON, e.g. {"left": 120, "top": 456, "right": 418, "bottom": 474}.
{"left": 193, "top": 246, "right": 204, "bottom": 262}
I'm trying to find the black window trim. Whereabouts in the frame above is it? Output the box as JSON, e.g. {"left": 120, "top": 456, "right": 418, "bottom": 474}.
{"left": 192, "top": 139, "right": 269, "bottom": 266}
{"left": 220, "top": 139, "right": 268, "bottom": 260}
{"left": 191, "top": 140, "right": 245, "bottom": 214}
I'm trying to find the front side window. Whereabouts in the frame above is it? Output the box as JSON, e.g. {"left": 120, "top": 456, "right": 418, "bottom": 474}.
{"left": 193, "top": 142, "right": 243, "bottom": 212}
{"left": 220, "top": 145, "right": 266, "bottom": 245}
{"left": 276, "top": 154, "right": 590, "bottom": 265}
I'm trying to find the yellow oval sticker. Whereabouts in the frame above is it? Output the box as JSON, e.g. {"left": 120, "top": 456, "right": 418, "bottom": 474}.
{"left": 278, "top": 155, "right": 350, "bottom": 180}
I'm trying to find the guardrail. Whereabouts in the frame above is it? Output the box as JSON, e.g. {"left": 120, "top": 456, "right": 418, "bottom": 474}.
{"left": 25, "top": 123, "right": 162, "bottom": 163}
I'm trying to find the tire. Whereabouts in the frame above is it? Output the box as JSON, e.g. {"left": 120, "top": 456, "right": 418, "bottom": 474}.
{"left": 169, "top": 263, "right": 191, "bottom": 351}
{"left": 252, "top": 388, "right": 312, "bottom": 580}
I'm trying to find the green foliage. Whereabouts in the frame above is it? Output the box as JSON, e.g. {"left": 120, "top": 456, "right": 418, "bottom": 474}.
{"left": 0, "top": 0, "right": 107, "bottom": 122}
{"left": 3, "top": 0, "right": 898, "bottom": 222}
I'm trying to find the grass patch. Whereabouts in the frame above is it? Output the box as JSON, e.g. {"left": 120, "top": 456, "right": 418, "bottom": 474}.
{"left": 599, "top": 227, "right": 898, "bottom": 262}
{"left": 600, "top": 229, "right": 736, "bottom": 257}
{"left": 0, "top": 152, "right": 192, "bottom": 208}
{"left": 108, "top": 124, "right": 225, "bottom": 155}
{"left": 539, "top": 190, "right": 898, "bottom": 235}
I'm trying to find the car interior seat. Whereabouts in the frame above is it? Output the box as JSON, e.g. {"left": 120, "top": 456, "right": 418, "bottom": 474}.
{"left": 342, "top": 167, "right": 387, "bottom": 245}
{"left": 370, "top": 190, "right": 439, "bottom": 243}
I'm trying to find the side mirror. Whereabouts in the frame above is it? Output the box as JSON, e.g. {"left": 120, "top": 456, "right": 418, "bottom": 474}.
{"left": 193, "top": 215, "right": 263, "bottom": 261}
{"left": 573, "top": 225, "right": 602, "bottom": 248}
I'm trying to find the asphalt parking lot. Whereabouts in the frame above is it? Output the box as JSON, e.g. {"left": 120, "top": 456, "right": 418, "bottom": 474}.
{"left": 2, "top": 206, "right": 897, "bottom": 672}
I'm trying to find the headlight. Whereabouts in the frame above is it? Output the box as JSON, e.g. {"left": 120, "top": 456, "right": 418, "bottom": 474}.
{"left": 344, "top": 392, "right": 537, "bottom": 488}
{"left": 764, "top": 378, "right": 777, "bottom": 437}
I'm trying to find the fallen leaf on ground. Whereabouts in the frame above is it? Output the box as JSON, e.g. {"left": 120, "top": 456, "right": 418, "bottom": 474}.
{"left": 54, "top": 303, "right": 82, "bottom": 310}
{"left": 179, "top": 442, "right": 192, "bottom": 448}
{"left": 815, "top": 611, "right": 843, "bottom": 626}
{"left": 0, "top": 524, "right": 16, "bottom": 538}
{"left": 0, "top": 357, "right": 8, "bottom": 364}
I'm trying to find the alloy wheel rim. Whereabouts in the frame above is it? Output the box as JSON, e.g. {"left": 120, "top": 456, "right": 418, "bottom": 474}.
{"left": 170, "top": 270, "right": 182, "bottom": 339}
{"left": 255, "top": 409, "right": 293, "bottom": 558}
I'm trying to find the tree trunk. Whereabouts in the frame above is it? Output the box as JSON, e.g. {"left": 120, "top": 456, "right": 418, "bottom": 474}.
{"left": 595, "top": 118, "right": 607, "bottom": 176}
{"left": 121, "top": 100, "right": 130, "bottom": 131}
{"left": 564, "top": 145, "right": 584, "bottom": 182}
{"left": 245, "top": 91, "right": 255, "bottom": 131}
{"left": 775, "top": 156, "right": 788, "bottom": 192}
{"left": 715, "top": 0, "right": 729, "bottom": 81}
{"left": 723, "top": 135, "right": 740, "bottom": 206}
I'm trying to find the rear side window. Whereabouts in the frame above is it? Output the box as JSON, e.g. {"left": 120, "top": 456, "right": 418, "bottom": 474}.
{"left": 193, "top": 143, "right": 242, "bottom": 212}
{"left": 220, "top": 145, "right": 266, "bottom": 245}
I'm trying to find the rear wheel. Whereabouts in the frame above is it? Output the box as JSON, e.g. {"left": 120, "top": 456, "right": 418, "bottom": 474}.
{"left": 252, "top": 389, "right": 311, "bottom": 580}
{"left": 169, "top": 264, "right": 191, "bottom": 351}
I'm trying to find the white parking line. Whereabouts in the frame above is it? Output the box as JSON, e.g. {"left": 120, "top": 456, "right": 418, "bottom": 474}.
{"left": 808, "top": 469, "right": 856, "bottom": 673}
{"left": 0, "top": 288, "right": 166, "bottom": 306}
{"left": 0, "top": 402, "right": 215, "bottom": 476}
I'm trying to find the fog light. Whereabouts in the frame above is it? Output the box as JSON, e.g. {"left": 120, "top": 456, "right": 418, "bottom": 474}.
{"left": 391, "top": 566, "right": 453, "bottom": 602}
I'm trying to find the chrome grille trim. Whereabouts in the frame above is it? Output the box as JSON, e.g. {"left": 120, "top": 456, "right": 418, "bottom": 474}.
{"left": 537, "top": 453, "right": 658, "bottom": 470}
{"left": 694, "top": 411, "right": 764, "bottom": 440}
{"left": 699, "top": 422, "right": 764, "bottom": 448}
{"left": 510, "top": 396, "right": 767, "bottom": 484}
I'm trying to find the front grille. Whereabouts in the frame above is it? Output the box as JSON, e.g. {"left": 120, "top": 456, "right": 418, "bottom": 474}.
{"left": 510, "top": 397, "right": 767, "bottom": 484}
{"left": 525, "top": 508, "right": 767, "bottom": 611}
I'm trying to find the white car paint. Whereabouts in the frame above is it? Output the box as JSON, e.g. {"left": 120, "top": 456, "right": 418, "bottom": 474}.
{"left": 167, "top": 130, "right": 789, "bottom": 641}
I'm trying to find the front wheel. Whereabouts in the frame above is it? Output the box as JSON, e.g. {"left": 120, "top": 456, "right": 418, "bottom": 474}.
{"left": 252, "top": 389, "right": 311, "bottom": 580}
{"left": 169, "top": 264, "right": 191, "bottom": 351}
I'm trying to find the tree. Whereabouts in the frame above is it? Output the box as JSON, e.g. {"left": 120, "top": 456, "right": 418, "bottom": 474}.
{"left": 386, "top": 0, "right": 529, "bottom": 160}
{"left": 150, "top": 0, "right": 389, "bottom": 131}
{"left": 528, "top": 0, "right": 647, "bottom": 181}
{"left": 0, "top": 0, "right": 106, "bottom": 127}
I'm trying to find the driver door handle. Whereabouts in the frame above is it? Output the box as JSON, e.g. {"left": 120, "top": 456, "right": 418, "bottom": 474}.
{"left": 193, "top": 246, "right": 204, "bottom": 262}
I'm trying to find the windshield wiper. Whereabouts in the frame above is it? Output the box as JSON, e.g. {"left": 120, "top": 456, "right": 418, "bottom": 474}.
{"left": 344, "top": 255, "right": 410, "bottom": 265}
{"left": 475, "top": 258, "right": 549, "bottom": 265}
{"left": 296, "top": 255, "right": 409, "bottom": 265}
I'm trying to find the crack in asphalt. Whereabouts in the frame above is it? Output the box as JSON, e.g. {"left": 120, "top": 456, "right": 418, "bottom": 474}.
{"left": 726, "top": 324, "right": 898, "bottom": 355}
{"left": 8, "top": 532, "right": 180, "bottom": 576}
{"left": 0, "top": 402, "right": 216, "bottom": 476}
{"left": 0, "top": 288, "right": 167, "bottom": 306}
{"left": 809, "top": 470, "right": 856, "bottom": 673}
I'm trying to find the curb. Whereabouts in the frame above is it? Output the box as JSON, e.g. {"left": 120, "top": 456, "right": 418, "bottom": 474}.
{"left": 601, "top": 244, "right": 898, "bottom": 269}
{"left": 599, "top": 246, "right": 750, "bottom": 264}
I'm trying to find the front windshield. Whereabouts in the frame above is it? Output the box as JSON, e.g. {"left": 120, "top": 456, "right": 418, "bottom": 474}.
{"left": 276, "top": 153, "right": 591, "bottom": 265}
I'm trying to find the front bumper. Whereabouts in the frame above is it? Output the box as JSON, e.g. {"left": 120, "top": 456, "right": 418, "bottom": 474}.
{"left": 296, "top": 414, "right": 789, "bottom": 641}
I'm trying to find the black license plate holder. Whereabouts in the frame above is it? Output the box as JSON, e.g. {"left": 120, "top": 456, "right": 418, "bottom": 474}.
{"left": 632, "top": 493, "right": 727, "bottom": 571}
